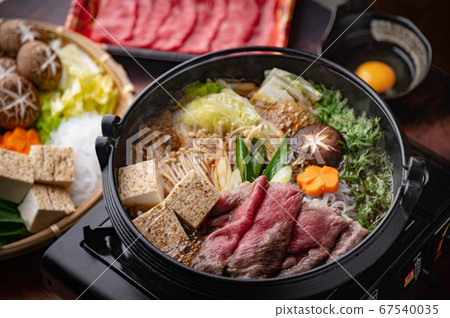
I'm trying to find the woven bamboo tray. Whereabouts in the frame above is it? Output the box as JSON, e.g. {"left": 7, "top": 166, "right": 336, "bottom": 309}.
{"left": 0, "top": 19, "right": 135, "bottom": 260}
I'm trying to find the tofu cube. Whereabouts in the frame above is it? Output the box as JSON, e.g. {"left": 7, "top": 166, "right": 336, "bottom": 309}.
{"left": 164, "top": 170, "right": 220, "bottom": 229}
{"left": 30, "top": 145, "right": 75, "bottom": 187}
{"left": 132, "top": 201, "right": 187, "bottom": 250}
{"left": 18, "top": 184, "right": 75, "bottom": 233}
{"left": 118, "top": 160, "right": 164, "bottom": 208}
{"left": 0, "top": 149, "right": 34, "bottom": 203}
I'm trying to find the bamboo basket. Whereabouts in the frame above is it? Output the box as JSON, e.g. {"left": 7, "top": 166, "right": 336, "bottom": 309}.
{"left": 0, "top": 19, "right": 135, "bottom": 260}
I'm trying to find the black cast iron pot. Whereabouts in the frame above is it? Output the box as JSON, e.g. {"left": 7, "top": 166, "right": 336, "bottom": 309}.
{"left": 96, "top": 47, "right": 427, "bottom": 299}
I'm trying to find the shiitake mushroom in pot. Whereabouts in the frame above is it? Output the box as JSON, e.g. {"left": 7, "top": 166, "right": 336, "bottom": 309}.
{"left": 291, "top": 123, "right": 344, "bottom": 168}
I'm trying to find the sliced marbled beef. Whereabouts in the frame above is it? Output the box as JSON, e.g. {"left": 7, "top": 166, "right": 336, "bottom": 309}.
{"left": 200, "top": 182, "right": 252, "bottom": 235}
{"left": 211, "top": 0, "right": 260, "bottom": 50}
{"left": 90, "top": 0, "right": 137, "bottom": 44}
{"left": 121, "top": 0, "right": 153, "bottom": 47}
{"left": 326, "top": 217, "right": 370, "bottom": 263}
{"left": 192, "top": 176, "right": 269, "bottom": 275}
{"left": 278, "top": 200, "right": 348, "bottom": 277}
{"left": 210, "top": 181, "right": 252, "bottom": 217}
{"left": 200, "top": 182, "right": 252, "bottom": 234}
{"left": 122, "top": 0, "right": 171, "bottom": 48}
{"left": 200, "top": 213, "right": 232, "bottom": 235}
{"left": 179, "top": 0, "right": 227, "bottom": 54}
{"left": 248, "top": 0, "right": 277, "bottom": 45}
{"left": 152, "top": 0, "right": 197, "bottom": 51}
{"left": 226, "top": 182, "right": 303, "bottom": 278}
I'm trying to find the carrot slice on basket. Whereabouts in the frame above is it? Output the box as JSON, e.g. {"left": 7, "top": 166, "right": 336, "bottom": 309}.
{"left": 4, "top": 127, "right": 27, "bottom": 153}
{"left": 25, "top": 129, "right": 41, "bottom": 153}
{"left": 0, "top": 127, "right": 41, "bottom": 154}
{"left": 26, "top": 129, "right": 40, "bottom": 144}
{"left": 297, "top": 165, "right": 340, "bottom": 196}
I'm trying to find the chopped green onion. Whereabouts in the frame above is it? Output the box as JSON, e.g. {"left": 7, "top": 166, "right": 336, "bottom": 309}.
{"left": 270, "top": 165, "right": 292, "bottom": 184}
{"left": 227, "top": 169, "right": 243, "bottom": 190}
{"left": 236, "top": 136, "right": 250, "bottom": 182}
{"left": 248, "top": 138, "right": 265, "bottom": 182}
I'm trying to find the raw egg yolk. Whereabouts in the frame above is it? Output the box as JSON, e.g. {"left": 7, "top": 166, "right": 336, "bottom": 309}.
{"left": 355, "top": 61, "right": 396, "bottom": 93}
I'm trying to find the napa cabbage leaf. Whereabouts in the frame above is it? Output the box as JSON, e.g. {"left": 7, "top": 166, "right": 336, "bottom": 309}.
{"left": 178, "top": 88, "right": 260, "bottom": 133}
{"left": 36, "top": 40, "right": 117, "bottom": 142}
{"left": 251, "top": 68, "right": 322, "bottom": 105}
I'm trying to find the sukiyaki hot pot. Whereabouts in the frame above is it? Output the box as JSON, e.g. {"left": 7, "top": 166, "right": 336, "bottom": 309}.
{"left": 96, "top": 47, "right": 427, "bottom": 299}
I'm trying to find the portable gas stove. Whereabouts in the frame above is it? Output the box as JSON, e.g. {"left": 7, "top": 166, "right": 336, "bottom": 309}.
{"left": 41, "top": 140, "right": 450, "bottom": 299}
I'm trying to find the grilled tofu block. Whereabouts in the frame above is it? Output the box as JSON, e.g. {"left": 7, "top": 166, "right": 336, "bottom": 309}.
{"left": 30, "top": 145, "right": 75, "bottom": 187}
{"left": 118, "top": 159, "right": 164, "bottom": 208}
{"left": 0, "top": 149, "right": 34, "bottom": 203}
{"left": 165, "top": 170, "right": 220, "bottom": 229}
{"left": 132, "top": 201, "right": 187, "bottom": 250}
{"left": 18, "top": 184, "right": 75, "bottom": 233}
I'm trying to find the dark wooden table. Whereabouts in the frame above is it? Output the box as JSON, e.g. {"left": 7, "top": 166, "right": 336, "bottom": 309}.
{"left": 0, "top": 0, "right": 449, "bottom": 300}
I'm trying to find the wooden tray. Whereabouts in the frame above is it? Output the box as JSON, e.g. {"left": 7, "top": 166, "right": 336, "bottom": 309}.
{"left": 0, "top": 19, "right": 135, "bottom": 260}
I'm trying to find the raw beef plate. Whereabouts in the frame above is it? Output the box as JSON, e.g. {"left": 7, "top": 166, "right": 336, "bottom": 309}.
{"left": 83, "top": 0, "right": 286, "bottom": 53}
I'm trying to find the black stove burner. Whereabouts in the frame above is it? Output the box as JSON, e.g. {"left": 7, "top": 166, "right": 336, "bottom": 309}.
{"left": 41, "top": 141, "right": 450, "bottom": 299}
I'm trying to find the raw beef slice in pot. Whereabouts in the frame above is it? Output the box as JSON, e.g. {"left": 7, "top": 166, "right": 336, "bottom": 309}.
{"left": 200, "top": 182, "right": 252, "bottom": 235}
{"left": 326, "top": 217, "right": 370, "bottom": 263}
{"left": 210, "top": 181, "right": 252, "bottom": 217}
{"left": 225, "top": 182, "right": 304, "bottom": 279}
{"left": 278, "top": 200, "right": 348, "bottom": 277}
{"left": 90, "top": 0, "right": 137, "bottom": 44}
{"left": 192, "top": 176, "right": 269, "bottom": 276}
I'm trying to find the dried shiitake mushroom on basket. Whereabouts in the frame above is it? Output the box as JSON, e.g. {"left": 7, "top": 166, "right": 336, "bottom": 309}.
{"left": 0, "top": 74, "right": 40, "bottom": 129}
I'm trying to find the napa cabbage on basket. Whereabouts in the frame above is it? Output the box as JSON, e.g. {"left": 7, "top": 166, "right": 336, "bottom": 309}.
{"left": 36, "top": 40, "right": 117, "bottom": 142}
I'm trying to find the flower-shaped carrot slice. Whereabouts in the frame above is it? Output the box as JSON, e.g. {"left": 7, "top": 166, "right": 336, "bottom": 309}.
{"left": 297, "top": 165, "right": 340, "bottom": 196}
